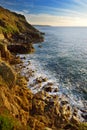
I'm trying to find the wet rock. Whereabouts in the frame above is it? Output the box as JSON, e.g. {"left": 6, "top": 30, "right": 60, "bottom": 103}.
{"left": 47, "top": 82, "right": 54, "bottom": 86}
{"left": 53, "top": 88, "right": 58, "bottom": 92}
{"left": 28, "top": 60, "right": 31, "bottom": 65}
{"left": 81, "top": 113, "right": 87, "bottom": 121}
{"left": 21, "top": 56, "right": 26, "bottom": 60}
{"left": 36, "top": 77, "right": 48, "bottom": 83}
{"left": 44, "top": 86, "right": 52, "bottom": 92}
{"left": 42, "top": 82, "right": 54, "bottom": 92}
{"left": 38, "top": 45, "right": 42, "bottom": 48}
{"left": 27, "top": 69, "right": 35, "bottom": 77}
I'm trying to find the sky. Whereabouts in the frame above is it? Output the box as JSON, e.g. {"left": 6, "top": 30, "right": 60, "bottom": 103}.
{"left": 0, "top": 0, "right": 87, "bottom": 26}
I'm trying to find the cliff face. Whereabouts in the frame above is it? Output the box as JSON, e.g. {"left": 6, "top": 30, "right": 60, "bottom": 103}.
{"left": 0, "top": 6, "right": 87, "bottom": 130}
{"left": 0, "top": 42, "right": 87, "bottom": 130}
{"left": 0, "top": 6, "right": 44, "bottom": 53}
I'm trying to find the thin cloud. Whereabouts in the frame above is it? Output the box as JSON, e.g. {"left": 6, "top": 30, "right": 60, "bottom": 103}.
{"left": 24, "top": 13, "right": 87, "bottom": 26}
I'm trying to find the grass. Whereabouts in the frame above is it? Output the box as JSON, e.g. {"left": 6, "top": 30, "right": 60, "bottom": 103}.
{"left": 0, "top": 115, "right": 14, "bottom": 130}
{"left": 0, "top": 113, "right": 31, "bottom": 130}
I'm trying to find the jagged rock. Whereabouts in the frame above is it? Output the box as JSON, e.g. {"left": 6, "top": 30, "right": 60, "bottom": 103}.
{"left": 42, "top": 82, "right": 54, "bottom": 92}
{"left": 32, "top": 97, "right": 46, "bottom": 115}
{"left": 36, "top": 77, "right": 48, "bottom": 83}
{"left": 44, "top": 86, "right": 52, "bottom": 92}
{"left": 60, "top": 104, "right": 72, "bottom": 120}
{"left": 53, "top": 88, "right": 58, "bottom": 92}
{"left": 7, "top": 43, "right": 35, "bottom": 54}
{"left": 0, "top": 61, "right": 16, "bottom": 88}
{"left": 0, "top": 42, "right": 11, "bottom": 60}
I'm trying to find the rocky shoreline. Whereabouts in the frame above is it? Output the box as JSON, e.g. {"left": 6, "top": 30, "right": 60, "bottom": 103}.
{"left": 0, "top": 42, "right": 87, "bottom": 129}
{"left": 16, "top": 55, "right": 87, "bottom": 122}
{"left": 0, "top": 6, "right": 87, "bottom": 130}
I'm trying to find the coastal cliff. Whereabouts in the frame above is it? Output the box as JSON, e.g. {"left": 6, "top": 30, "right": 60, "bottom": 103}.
{"left": 0, "top": 6, "right": 44, "bottom": 53}
{"left": 0, "top": 6, "right": 87, "bottom": 130}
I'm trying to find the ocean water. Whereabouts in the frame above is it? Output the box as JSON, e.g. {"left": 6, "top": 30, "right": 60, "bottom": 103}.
{"left": 21, "top": 27, "right": 87, "bottom": 109}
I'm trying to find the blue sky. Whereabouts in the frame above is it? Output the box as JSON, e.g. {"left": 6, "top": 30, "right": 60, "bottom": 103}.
{"left": 0, "top": 0, "right": 87, "bottom": 26}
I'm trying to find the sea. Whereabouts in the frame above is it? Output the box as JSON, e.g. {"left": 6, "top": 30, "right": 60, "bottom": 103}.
{"left": 20, "top": 26, "right": 87, "bottom": 111}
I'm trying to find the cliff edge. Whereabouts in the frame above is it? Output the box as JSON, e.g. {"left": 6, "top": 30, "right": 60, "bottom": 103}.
{"left": 0, "top": 6, "right": 44, "bottom": 53}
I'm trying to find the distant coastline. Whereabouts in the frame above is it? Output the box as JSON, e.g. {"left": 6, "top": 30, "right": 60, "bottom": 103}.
{"left": 32, "top": 24, "right": 52, "bottom": 27}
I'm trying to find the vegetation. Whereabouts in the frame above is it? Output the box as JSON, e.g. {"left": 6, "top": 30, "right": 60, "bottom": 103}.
{"left": 0, "top": 5, "right": 43, "bottom": 39}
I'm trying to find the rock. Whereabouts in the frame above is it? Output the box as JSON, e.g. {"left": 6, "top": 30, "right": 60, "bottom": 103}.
{"left": 47, "top": 82, "right": 54, "bottom": 86}
{"left": 27, "top": 69, "right": 35, "bottom": 77}
{"left": 60, "top": 104, "right": 72, "bottom": 120}
{"left": 53, "top": 88, "right": 58, "bottom": 92}
{"left": 36, "top": 77, "right": 48, "bottom": 83}
{"left": 28, "top": 117, "right": 45, "bottom": 130}
{"left": 61, "top": 100, "right": 69, "bottom": 105}
{"left": 16, "top": 76, "right": 27, "bottom": 88}
{"left": 7, "top": 43, "right": 35, "bottom": 54}
{"left": 71, "top": 115, "right": 80, "bottom": 124}
{"left": 32, "top": 97, "right": 46, "bottom": 115}
{"left": 81, "top": 113, "right": 87, "bottom": 121}
{"left": 38, "top": 45, "right": 42, "bottom": 48}
{"left": 0, "top": 61, "right": 16, "bottom": 88}
{"left": 63, "top": 124, "right": 78, "bottom": 130}
{"left": 0, "top": 42, "right": 12, "bottom": 60}
{"left": 43, "top": 82, "right": 54, "bottom": 92}
{"left": 44, "top": 86, "right": 52, "bottom": 92}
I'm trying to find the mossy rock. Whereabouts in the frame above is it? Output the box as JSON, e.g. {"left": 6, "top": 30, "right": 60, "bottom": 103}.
{"left": 0, "top": 61, "right": 16, "bottom": 88}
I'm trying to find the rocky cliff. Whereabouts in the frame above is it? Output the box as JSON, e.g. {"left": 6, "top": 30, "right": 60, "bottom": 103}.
{"left": 0, "top": 6, "right": 44, "bottom": 53}
{"left": 0, "top": 44, "right": 87, "bottom": 130}
{"left": 0, "top": 6, "right": 87, "bottom": 130}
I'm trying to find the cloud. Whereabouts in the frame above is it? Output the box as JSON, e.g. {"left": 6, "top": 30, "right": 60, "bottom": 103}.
{"left": 1, "top": 0, "right": 87, "bottom": 26}
{"left": 25, "top": 13, "right": 87, "bottom": 26}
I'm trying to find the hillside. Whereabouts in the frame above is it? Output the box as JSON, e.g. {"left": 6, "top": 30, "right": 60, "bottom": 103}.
{"left": 0, "top": 6, "right": 44, "bottom": 53}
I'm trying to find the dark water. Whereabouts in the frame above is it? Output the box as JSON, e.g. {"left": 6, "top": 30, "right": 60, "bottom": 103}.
{"left": 28, "top": 27, "right": 87, "bottom": 108}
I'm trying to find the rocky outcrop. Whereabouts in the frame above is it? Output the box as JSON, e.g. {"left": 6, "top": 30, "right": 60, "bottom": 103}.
{"left": 0, "top": 6, "right": 44, "bottom": 53}
{"left": 7, "top": 43, "right": 35, "bottom": 54}
{"left": 0, "top": 46, "right": 87, "bottom": 130}
{"left": 0, "top": 42, "right": 21, "bottom": 63}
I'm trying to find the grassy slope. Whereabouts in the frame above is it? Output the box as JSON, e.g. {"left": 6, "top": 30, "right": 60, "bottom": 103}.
{"left": 0, "top": 6, "right": 38, "bottom": 34}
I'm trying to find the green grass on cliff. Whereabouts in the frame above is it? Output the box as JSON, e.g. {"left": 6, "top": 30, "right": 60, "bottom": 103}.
{"left": 0, "top": 114, "right": 31, "bottom": 130}
{"left": 0, "top": 6, "right": 38, "bottom": 35}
